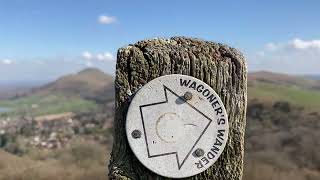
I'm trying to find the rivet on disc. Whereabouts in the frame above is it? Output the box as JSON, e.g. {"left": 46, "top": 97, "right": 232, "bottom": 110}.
{"left": 131, "top": 130, "right": 142, "bottom": 139}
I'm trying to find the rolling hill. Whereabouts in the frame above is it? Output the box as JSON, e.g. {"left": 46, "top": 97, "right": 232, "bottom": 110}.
{"left": 0, "top": 68, "right": 114, "bottom": 117}
{"left": 35, "top": 68, "right": 114, "bottom": 101}
{"left": 249, "top": 71, "right": 320, "bottom": 90}
{"left": 1, "top": 69, "right": 320, "bottom": 116}
{"left": 0, "top": 81, "right": 45, "bottom": 100}
{"left": 304, "top": 75, "right": 320, "bottom": 80}
{"left": 248, "top": 71, "right": 320, "bottom": 111}
{"left": 245, "top": 71, "right": 320, "bottom": 180}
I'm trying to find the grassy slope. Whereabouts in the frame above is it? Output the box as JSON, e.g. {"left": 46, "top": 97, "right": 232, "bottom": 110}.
{"left": 0, "top": 94, "right": 97, "bottom": 117}
{"left": 0, "top": 139, "right": 109, "bottom": 180}
{"left": 0, "top": 68, "right": 113, "bottom": 117}
{"left": 248, "top": 82, "right": 320, "bottom": 111}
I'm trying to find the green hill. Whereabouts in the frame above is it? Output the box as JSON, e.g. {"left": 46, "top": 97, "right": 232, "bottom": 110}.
{"left": 1, "top": 70, "right": 319, "bottom": 116}
{"left": 248, "top": 71, "right": 320, "bottom": 111}
{"left": 36, "top": 68, "right": 114, "bottom": 100}
{"left": 0, "top": 94, "right": 97, "bottom": 117}
{"left": 0, "top": 68, "right": 114, "bottom": 117}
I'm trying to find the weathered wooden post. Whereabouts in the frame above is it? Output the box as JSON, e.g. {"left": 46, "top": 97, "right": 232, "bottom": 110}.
{"left": 109, "top": 37, "right": 247, "bottom": 179}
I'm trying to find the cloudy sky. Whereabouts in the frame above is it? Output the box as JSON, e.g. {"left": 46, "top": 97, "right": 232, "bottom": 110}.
{"left": 0, "top": 0, "right": 319, "bottom": 81}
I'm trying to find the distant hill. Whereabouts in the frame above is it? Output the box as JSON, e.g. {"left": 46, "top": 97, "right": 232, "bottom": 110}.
{"left": 248, "top": 71, "right": 320, "bottom": 90}
{"left": 0, "top": 81, "right": 46, "bottom": 100}
{"left": 0, "top": 68, "right": 114, "bottom": 117}
{"left": 304, "top": 75, "right": 320, "bottom": 80}
{"left": 35, "top": 68, "right": 114, "bottom": 102}
{"left": 246, "top": 72, "right": 320, "bottom": 180}
{"left": 2, "top": 69, "right": 320, "bottom": 116}
{"left": 248, "top": 71, "right": 320, "bottom": 111}
{"left": 30, "top": 69, "right": 320, "bottom": 110}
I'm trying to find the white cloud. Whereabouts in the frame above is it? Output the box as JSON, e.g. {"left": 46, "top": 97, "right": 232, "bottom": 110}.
{"left": 85, "top": 61, "right": 93, "bottom": 67}
{"left": 96, "top": 54, "right": 104, "bottom": 61}
{"left": 81, "top": 51, "right": 115, "bottom": 62}
{"left": 264, "top": 38, "right": 320, "bottom": 52}
{"left": 265, "top": 43, "right": 279, "bottom": 51}
{"left": 96, "top": 52, "right": 114, "bottom": 61}
{"left": 1, "top": 59, "right": 13, "bottom": 65}
{"left": 248, "top": 38, "right": 320, "bottom": 74}
{"left": 82, "top": 51, "right": 93, "bottom": 60}
{"left": 290, "top": 38, "right": 320, "bottom": 50}
{"left": 98, "top": 15, "right": 116, "bottom": 24}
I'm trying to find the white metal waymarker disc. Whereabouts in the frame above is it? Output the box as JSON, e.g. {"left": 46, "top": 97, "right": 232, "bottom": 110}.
{"left": 126, "top": 74, "right": 229, "bottom": 178}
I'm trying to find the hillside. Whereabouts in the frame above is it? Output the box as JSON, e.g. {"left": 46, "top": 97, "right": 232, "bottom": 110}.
{"left": 248, "top": 71, "right": 320, "bottom": 111}
{"left": 0, "top": 68, "right": 114, "bottom": 117}
{"left": 0, "top": 81, "right": 45, "bottom": 100}
{"left": 249, "top": 71, "right": 320, "bottom": 90}
{"left": 2, "top": 69, "right": 319, "bottom": 116}
{"left": 0, "top": 140, "right": 109, "bottom": 180}
{"left": 36, "top": 68, "right": 114, "bottom": 101}
{"left": 304, "top": 75, "right": 320, "bottom": 80}
{"left": 245, "top": 71, "right": 320, "bottom": 180}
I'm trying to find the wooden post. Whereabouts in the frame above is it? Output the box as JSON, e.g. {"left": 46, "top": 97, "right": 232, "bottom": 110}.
{"left": 109, "top": 37, "right": 247, "bottom": 180}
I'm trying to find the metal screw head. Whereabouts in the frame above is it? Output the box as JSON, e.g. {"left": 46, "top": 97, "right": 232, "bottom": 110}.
{"left": 194, "top": 148, "right": 204, "bottom": 157}
{"left": 131, "top": 130, "right": 142, "bottom": 139}
{"left": 184, "top": 91, "right": 192, "bottom": 100}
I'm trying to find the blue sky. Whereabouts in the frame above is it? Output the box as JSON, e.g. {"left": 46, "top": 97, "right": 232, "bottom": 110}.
{"left": 0, "top": 0, "right": 320, "bottom": 81}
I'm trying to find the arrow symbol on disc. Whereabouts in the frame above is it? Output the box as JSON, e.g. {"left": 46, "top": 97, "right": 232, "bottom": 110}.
{"left": 139, "top": 85, "right": 213, "bottom": 170}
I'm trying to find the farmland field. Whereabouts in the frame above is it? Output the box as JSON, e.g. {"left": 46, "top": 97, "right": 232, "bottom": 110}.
{"left": 0, "top": 94, "right": 98, "bottom": 117}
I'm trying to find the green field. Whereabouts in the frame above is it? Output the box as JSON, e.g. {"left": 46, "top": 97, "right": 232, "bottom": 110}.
{"left": 249, "top": 82, "right": 320, "bottom": 111}
{"left": 0, "top": 94, "right": 98, "bottom": 117}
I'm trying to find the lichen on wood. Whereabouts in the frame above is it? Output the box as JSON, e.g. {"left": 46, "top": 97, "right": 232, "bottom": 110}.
{"left": 109, "top": 37, "right": 247, "bottom": 180}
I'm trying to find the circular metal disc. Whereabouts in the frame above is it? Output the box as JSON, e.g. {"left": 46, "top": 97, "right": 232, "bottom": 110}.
{"left": 126, "top": 74, "right": 229, "bottom": 178}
